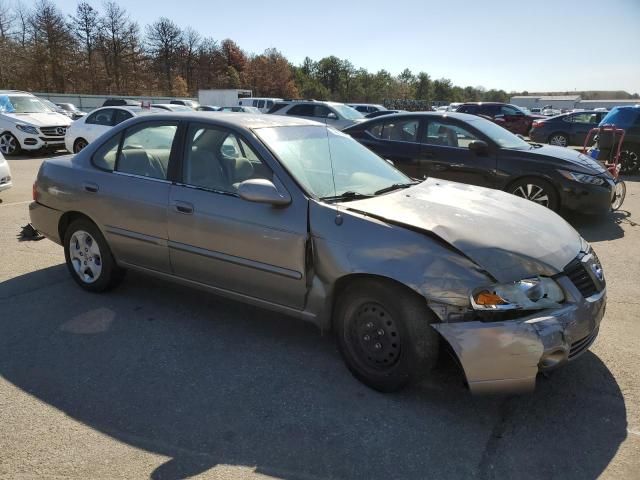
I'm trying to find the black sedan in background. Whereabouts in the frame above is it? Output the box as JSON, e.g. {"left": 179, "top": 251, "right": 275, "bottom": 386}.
{"left": 529, "top": 111, "right": 608, "bottom": 147}
{"left": 343, "top": 112, "right": 615, "bottom": 214}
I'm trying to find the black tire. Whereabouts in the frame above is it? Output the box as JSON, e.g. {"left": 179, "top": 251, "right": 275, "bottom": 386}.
{"left": 548, "top": 132, "right": 569, "bottom": 147}
{"left": 619, "top": 148, "right": 639, "bottom": 175}
{"left": 0, "top": 132, "right": 22, "bottom": 156}
{"left": 508, "top": 177, "right": 560, "bottom": 211}
{"left": 63, "top": 218, "right": 125, "bottom": 292}
{"left": 334, "top": 279, "right": 439, "bottom": 392}
{"left": 73, "top": 138, "right": 88, "bottom": 153}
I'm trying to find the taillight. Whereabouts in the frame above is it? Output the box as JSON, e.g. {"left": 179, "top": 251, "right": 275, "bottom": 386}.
{"left": 531, "top": 120, "right": 543, "bottom": 129}
{"left": 32, "top": 182, "right": 38, "bottom": 201}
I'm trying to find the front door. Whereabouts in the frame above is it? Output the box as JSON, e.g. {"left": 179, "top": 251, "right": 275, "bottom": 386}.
{"left": 420, "top": 118, "right": 498, "bottom": 187}
{"left": 167, "top": 123, "right": 308, "bottom": 309}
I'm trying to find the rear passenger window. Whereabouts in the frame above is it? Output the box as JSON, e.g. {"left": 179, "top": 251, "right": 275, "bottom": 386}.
{"left": 367, "top": 119, "right": 419, "bottom": 142}
{"left": 86, "top": 109, "right": 114, "bottom": 126}
{"left": 115, "top": 122, "right": 178, "bottom": 180}
{"left": 113, "top": 109, "right": 133, "bottom": 125}
{"left": 92, "top": 133, "right": 121, "bottom": 171}
{"left": 257, "top": 100, "right": 265, "bottom": 109}
{"left": 287, "top": 104, "right": 316, "bottom": 116}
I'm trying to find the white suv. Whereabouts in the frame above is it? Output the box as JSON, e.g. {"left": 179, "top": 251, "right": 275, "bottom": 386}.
{"left": 0, "top": 91, "right": 72, "bottom": 156}
{"left": 270, "top": 101, "right": 366, "bottom": 129}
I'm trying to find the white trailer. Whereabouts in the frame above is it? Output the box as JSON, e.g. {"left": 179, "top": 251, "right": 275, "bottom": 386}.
{"left": 198, "top": 89, "right": 252, "bottom": 108}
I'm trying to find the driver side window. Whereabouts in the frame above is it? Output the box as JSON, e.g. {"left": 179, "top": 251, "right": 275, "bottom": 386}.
{"left": 182, "top": 125, "right": 272, "bottom": 194}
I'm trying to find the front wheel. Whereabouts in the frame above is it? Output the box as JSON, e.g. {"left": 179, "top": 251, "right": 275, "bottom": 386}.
{"left": 508, "top": 177, "right": 559, "bottom": 211}
{"left": 612, "top": 181, "right": 626, "bottom": 211}
{"left": 63, "top": 218, "right": 125, "bottom": 292}
{"left": 0, "top": 132, "right": 21, "bottom": 156}
{"left": 334, "top": 279, "right": 439, "bottom": 392}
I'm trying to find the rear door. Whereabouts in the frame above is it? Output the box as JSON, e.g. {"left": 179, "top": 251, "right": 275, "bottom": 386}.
{"left": 355, "top": 116, "right": 426, "bottom": 178}
{"left": 167, "top": 122, "right": 308, "bottom": 309}
{"left": 571, "top": 112, "right": 602, "bottom": 146}
{"left": 420, "top": 118, "right": 498, "bottom": 187}
{"left": 82, "top": 120, "right": 179, "bottom": 272}
{"left": 499, "top": 105, "right": 527, "bottom": 135}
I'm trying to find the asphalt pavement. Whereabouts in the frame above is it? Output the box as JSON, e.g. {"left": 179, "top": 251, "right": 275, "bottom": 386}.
{"left": 0, "top": 154, "right": 638, "bottom": 480}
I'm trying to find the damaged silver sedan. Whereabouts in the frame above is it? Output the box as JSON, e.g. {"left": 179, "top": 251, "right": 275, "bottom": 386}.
{"left": 29, "top": 113, "right": 606, "bottom": 394}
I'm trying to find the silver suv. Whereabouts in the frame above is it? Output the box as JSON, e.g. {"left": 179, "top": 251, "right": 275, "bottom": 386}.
{"left": 269, "top": 101, "right": 365, "bottom": 129}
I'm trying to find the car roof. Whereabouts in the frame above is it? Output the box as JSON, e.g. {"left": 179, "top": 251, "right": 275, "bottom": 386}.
{"left": 120, "top": 111, "right": 321, "bottom": 129}
{"left": 93, "top": 106, "right": 162, "bottom": 115}
{"left": 345, "top": 111, "right": 482, "bottom": 124}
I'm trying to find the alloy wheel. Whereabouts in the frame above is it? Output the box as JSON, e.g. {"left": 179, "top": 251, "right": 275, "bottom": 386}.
{"left": 619, "top": 150, "right": 639, "bottom": 175}
{"left": 348, "top": 302, "right": 401, "bottom": 372}
{"left": 512, "top": 183, "right": 550, "bottom": 207}
{"left": 612, "top": 181, "right": 626, "bottom": 211}
{"left": 69, "top": 230, "right": 103, "bottom": 283}
{"left": 549, "top": 134, "right": 568, "bottom": 147}
{"left": 74, "top": 139, "right": 88, "bottom": 153}
{"left": 0, "top": 133, "right": 18, "bottom": 155}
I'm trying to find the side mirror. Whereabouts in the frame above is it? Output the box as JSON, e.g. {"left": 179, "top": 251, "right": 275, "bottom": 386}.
{"left": 238, "top": 178, "right": 291, "bottom": 206}
{"left": 468, "top": 140, "right": 489, "bottom": 156}
{"left": 326, "top": 112, "right": 338, "bottom": 120}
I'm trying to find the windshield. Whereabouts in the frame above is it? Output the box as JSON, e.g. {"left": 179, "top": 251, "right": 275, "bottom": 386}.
{"left": 255, "top": 125, "right": 410, "bottom": 199}
{"left": 0, "top": 95, "right": 52, "bottom": 113}
{"left": 331, "top": 104, "right": 364, "bottom": 120}
{"left": 467, "top": 116, "right": 531, "bottom": 149}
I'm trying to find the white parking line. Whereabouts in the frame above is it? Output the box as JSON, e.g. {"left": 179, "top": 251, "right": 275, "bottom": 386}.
{"left": 0, "top": 200, "right": 31, "bottom": 208}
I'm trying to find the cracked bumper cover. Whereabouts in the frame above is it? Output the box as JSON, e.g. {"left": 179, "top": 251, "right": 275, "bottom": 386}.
{"left": 432, "top": 276, "right": 606, "bottom": 395}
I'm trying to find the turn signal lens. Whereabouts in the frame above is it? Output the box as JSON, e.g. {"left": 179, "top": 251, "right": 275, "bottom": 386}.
{"left": 474, "top": 291, "right": 506, "bottom": 306}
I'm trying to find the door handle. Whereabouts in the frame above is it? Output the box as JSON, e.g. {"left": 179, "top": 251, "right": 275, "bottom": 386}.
{"left": 173, "top": 200, "right": 194, "bottom": 215}
{"left": 83, "top": 182, "right": 99, "bottom": 193}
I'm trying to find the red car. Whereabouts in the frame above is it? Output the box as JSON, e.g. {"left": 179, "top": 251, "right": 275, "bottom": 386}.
{"left": 456, "top": 102, "right": 545, "bottom": 136}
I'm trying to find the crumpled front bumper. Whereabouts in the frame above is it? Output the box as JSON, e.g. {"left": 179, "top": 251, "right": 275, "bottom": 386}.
{"left": 432, "top": 276, "right": 606, "bottom": 395}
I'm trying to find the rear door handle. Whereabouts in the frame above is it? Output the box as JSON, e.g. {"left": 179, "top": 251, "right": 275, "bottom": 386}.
{"left": 173, "top": 200, "right": 194, "bottom": 215}
{"left": 83, "top": 182, "right": 99, "bottom": 193}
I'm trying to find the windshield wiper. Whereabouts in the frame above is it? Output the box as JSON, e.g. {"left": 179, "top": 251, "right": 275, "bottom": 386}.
{"left": 320, "top": 191, "right": 374, "bottom": 202}
{"left": 374, "top": 181, "right": 419, "bottom": 195}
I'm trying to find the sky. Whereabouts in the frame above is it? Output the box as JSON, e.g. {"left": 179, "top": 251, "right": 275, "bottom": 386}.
{"left": 53, "top": 0, "right": 640, "bottom": 94}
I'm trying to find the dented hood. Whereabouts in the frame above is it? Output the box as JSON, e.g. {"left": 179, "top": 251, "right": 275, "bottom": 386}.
{"left": 344, "top": 179, "right": 582, "bottom": 282}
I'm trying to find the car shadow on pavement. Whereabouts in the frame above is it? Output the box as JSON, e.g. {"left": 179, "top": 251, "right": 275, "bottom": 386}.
{"left": 568, "top": 209, "right": 636, "bottom": 242}
{"left": 0, "top": 266, "right": 628, "bottom": 480}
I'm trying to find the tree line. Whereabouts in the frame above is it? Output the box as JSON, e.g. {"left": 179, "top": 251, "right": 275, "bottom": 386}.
{"left": 1, "top": 0, "right": 521, "bottom": 104}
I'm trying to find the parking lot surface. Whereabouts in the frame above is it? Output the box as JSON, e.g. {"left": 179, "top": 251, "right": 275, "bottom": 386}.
{"left": 1, "top": 154, "right": 639, "bottom": 480}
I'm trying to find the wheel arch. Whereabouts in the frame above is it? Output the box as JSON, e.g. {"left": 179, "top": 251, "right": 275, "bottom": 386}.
{"left": 58, "top": 211, "right": 104, "bottom": 245}
{"left": 330, "top": 273, "right": 430, "bottom": 330}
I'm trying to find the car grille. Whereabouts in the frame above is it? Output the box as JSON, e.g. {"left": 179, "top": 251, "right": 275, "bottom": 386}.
{"left": 563, "top": 251, "right": 604, "bottom": 298}
{"left": 39, "top": 126, "right": 67, "bottom": 137}
{"left": 569, "top": 328, "right": 598, "bottom": 360}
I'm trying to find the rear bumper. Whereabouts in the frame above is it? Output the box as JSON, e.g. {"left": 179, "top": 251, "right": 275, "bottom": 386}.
{"left": 433, "top": 276, "right": 606, "bottom": 395}
{"left": 29, "top": 201, "right": 63, "bottom": 245}
{"left": 528, "top": 128, "right": 547, "bottom": 143}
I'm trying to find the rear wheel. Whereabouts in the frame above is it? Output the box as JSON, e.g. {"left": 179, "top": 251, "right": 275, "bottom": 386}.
{"left": 63, "top": 218, "right": 125, "bottom": 292}
{"left": 73, "top": 138, "right": 88, "bottom": 153}
{"left": 335, "top": 279, "right": 439, "bottom": 392}
{"left": 0, "top": 132, "right": 21, "bottom": 156}
{"left": 508, "top": 177, "right": 559, "bottom": 211}
{"left": 548, "top": 132, "right": 569, "bottom": 147}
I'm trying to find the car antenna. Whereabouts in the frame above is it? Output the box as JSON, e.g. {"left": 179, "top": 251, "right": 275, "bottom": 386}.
{"left": 324, "top": 127, "right": 343, "bottom": 225}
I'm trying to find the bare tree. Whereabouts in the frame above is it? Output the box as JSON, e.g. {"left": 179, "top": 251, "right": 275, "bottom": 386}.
{"left": 69, "top": 2, "right": 100, "bottom": 92}
{"left": 146, "top": 17, "right": 182, "bottom": 94}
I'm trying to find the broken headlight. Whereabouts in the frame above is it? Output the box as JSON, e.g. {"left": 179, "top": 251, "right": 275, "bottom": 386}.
{"left": 470, "top": 277, "right": 564, "bottom": 311}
